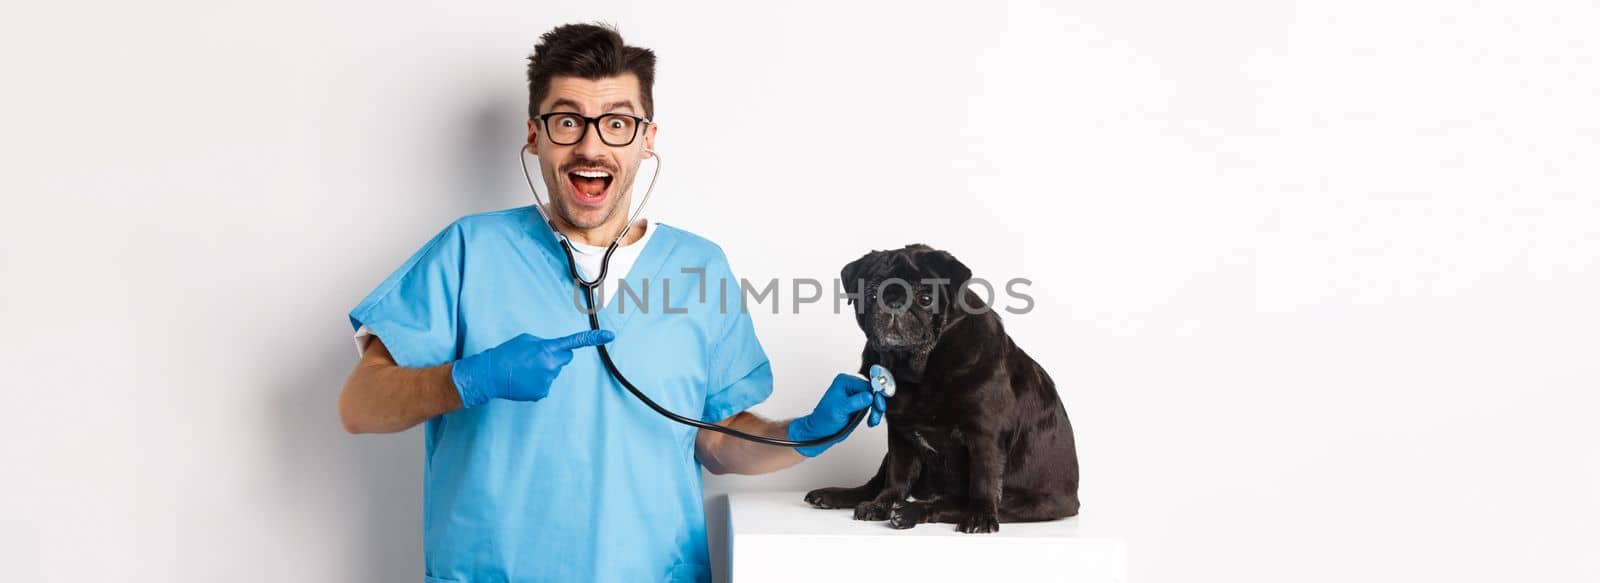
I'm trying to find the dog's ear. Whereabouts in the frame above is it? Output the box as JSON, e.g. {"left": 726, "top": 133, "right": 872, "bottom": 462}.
{"left": 918, "top": 248, "right": 972, "bottom": 311}
{"left": 840, "top": 251, "right": 875, "bottom": 304}
{"left": 920, "top": 248, "right": 972, "bottom": 289}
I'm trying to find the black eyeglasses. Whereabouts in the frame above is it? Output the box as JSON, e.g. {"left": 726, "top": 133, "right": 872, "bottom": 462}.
{"left": 534, "top": 112, "right": 651, "bottom": 147}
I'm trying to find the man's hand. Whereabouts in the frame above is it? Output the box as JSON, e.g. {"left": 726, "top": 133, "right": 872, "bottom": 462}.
{"left": 787, "top": 373, "right": 888, "bottom": 457}
{"left": 451, "top": 330, "right": 615, "bottom": 408}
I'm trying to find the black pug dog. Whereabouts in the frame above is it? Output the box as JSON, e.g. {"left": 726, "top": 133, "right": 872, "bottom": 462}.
{"left": 804, "top": 244, "right": 1080, "bottom": 533}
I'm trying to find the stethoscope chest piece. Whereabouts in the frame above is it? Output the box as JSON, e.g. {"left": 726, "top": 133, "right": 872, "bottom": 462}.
{"left": 869, "top": 364, "right": 897, "bottom": 398}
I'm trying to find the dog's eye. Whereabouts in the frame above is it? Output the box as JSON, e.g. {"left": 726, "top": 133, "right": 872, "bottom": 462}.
{"left": 866, "top": 292, "right": 877, "bottom": 303}
{"left": 917, "top": 293, "right": 933, "bottom": 307}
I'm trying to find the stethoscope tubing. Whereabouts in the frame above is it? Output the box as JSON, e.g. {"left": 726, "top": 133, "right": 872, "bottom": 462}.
{"left": 523, "top": 144, "right": 868, "bottom": 448}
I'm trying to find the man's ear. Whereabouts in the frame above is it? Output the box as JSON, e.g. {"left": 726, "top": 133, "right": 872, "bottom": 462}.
{"left": 525, "top": 119, "right": 539, "bottom": 156}
{"left": 642, "top": 120, "right": 658, "bottom": 157}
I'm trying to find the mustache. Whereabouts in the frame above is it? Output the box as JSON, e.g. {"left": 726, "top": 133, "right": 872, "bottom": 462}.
{"left": 560, "top": 157, "right": 619, "bottom": 174}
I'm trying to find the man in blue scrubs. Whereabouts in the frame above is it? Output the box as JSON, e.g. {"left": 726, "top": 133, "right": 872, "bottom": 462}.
{"left": 337, "top": 23, "right": 882, "bottom": 583}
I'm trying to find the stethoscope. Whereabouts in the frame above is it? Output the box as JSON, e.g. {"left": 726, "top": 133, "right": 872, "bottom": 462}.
{"left": 519, "top": 144, "right": 895, "bottom": 448}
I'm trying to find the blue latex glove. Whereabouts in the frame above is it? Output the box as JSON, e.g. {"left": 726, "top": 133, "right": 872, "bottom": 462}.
{"left": 787, "top": 373, "right": 889, "bottom": 457}
{"left": 450, "top": 330, "right": 615, "bottom": 408}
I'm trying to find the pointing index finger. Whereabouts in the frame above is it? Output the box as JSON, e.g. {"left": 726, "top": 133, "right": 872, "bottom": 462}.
{"left": 547, "top": 329, "right": 616, "bottom": 351}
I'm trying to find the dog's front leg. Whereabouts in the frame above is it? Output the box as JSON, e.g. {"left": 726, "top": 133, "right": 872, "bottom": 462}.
{"left": 854, "top": 432, "right": 921, "bottom": 521}
{"left": 958, "top": 429, "right": 1004, "bottom": 533}
{"left": 804, "top": 455, "right": 886, "bottom": 509}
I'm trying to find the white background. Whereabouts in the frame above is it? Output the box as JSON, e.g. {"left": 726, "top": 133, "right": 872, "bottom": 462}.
{"left": 2, "top": 1, "right": 1597, "bottom": 581}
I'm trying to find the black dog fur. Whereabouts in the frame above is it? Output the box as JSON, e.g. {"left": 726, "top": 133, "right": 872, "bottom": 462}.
{"left": 803, "top": 244, "right": 1080, "bottom": 533}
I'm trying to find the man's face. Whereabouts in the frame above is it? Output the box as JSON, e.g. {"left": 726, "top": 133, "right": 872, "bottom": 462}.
{"left": 526, "top": 74, "right": 657, "bottom": 233}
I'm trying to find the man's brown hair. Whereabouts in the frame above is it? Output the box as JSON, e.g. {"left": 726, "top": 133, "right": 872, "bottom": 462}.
{"left": 526, "top": 22, "right": 657, "bottom": 120}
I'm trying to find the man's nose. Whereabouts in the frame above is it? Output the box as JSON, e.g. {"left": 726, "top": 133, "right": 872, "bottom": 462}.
{"left": 573, "top": 120, "right": 609, "bottom": 157}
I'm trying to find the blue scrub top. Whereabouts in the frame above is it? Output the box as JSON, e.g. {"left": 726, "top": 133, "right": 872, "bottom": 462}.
{"left": 348, "top": 206, "right": 772, "bottom": 583}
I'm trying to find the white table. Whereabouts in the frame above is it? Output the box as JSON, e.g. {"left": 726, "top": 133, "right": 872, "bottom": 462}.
{"left": 724, "top": 491, "right": 1127, "bottom": 582}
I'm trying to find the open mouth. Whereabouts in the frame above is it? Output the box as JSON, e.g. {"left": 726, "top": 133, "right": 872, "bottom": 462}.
{"left": 566, "top": 168, "right": 614, "bottom": 207}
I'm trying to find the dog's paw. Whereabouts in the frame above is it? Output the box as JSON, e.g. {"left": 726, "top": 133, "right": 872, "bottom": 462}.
{"left": 957, "top": 512, "right": 999, "bottom": 534}
{"left": 853, "top": 500, "right": 891, "bottom": 521}
{"left": 887, "top": 502, "right": 925, "bottom": 529}
{"left": 804, "top": 487, "right": 862, "bottom": 509}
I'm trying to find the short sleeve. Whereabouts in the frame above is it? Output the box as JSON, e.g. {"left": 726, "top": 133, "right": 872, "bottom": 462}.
{"left": 701, "top": 254, "right": 773, "bottom": 423}
{"left": 346, "top": 222, "right": 465, "bottom": 368}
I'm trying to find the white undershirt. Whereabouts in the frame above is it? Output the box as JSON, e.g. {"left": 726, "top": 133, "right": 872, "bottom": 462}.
{"left": 564, "top": 217, "right": 656, "bottom": 313}
{"left": 351, "top": 218, "right": 655, "bottom": 356}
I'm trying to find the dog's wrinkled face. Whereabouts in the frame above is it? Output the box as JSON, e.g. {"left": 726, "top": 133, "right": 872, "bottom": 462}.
{"left": 841, "top": 244, "right": 973, "bottom": 353}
